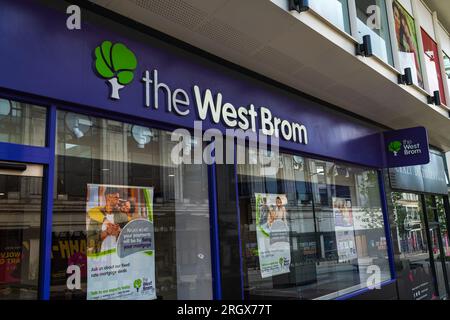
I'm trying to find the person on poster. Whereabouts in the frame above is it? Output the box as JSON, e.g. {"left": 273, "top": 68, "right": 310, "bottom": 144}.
{"left": 269, "top": 196, "right": 287, "bottom": 226}
{"left": 120, "top": 199, "right": 138, "bottom": 221}
{"left": 87, "top": 187, "right": 129, "bottom": 253}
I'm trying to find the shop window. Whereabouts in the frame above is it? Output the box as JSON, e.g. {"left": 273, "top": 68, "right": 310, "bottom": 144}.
{"left": 309, "top": 0, "right": 351, "bottom": 34}
{"left": 435, "top": 197, "right": 450, "bottom": 280}
{"left": 424, "top": 195, "right": 447, "bottom": 298}
{"left": 391, "top": 192, "right": 435, "bottom": 300}
{"left": 392, "top": 1, "right": 424, "bottom": 88}
{"left": 356, "top": 0, "right": 394, "bottom": 66}
{"left": 421, "top": 29, "right": 447, "bottom": 106}
{"left": 237, "top": 150, "right": 390, "bottom": 300}
{"left": 0, "top": 98, "right": 46, "bottom": 147}
{"left": 50, "top": 111, "right": 212, "bottom": 300}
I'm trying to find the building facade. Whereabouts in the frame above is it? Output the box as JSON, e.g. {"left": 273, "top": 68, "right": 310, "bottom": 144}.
{"left": 0, "top": 0, "right": 449, "bottom": 300}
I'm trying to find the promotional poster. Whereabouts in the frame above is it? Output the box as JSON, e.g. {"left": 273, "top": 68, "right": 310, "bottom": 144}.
{"left": 392, "top": 0, "right": 423, "bottom": 87}
{"left": 86, "top": 184, "right": 156, "bottom": 300}
{"left": 255, "top": 193, "right": 291, "bottom": 278}
{"left": 332, "top": 197, "right": 357, "bottom": 263}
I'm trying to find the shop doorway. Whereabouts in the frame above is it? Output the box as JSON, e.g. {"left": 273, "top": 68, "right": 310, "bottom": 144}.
{"left": 422, "top": 195, "right": 450, "bottom": 299}
{"left": 392, "top": 192, "right": 450, "bottom": 300}
{"left": 0, "top": 161, "right": 43, "bottom": 299}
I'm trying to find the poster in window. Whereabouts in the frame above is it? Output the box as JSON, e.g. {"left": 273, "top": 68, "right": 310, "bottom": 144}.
{"left": 86, "top": 184, "right": 156, "bottom": 300}
{"left": 332, "top": 197, "right": 357, "bottom": 262}
{"left": 255, "top": 193, "right": 291, "bottom": 278}
{"left": 393, "top": 1, "right": 423, "bottom": 88}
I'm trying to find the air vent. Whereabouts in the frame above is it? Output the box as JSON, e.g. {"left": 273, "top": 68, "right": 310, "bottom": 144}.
{"left": 197, "top": 18, "right": 262, "bottom": 55}
{"left": 128, "top": 0, "right": 207, "bottom": 30}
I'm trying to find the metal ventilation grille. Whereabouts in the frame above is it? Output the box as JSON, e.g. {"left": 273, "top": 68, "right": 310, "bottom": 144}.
{"left": 128, "top": 0, "right": 207, "bottom": 30}
{"left": 253, "top": 47, "right": 304, "bottom": 75}
{"left": 197, "top": 18, "right": 263, "bottom": 55}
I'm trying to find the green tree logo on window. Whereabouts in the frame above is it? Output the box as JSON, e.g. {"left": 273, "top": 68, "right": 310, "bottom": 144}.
{"left": 134, "top": 279, "right": 142, "bottom": 292}
{"left": 94, "top": 41, "right": 137, "bottom": 100}
{"left": 388, "top": 141, "right": 402, "bottom": 156}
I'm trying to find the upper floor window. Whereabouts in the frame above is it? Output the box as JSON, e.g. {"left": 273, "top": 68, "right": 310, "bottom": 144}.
{"left": 309, "top": 0, "right": 351, "bottom": 34}
{"left": 421, "top": 29, "right": 447, "bottom": 105}
{"left": 356, "top": 0, "right": 394, "bottom": 66}
{"left": 443, "top": 52, "right": 450, "bottom": 99}
{"left": 392, "top": 1, "right": 424, "bottom": 88}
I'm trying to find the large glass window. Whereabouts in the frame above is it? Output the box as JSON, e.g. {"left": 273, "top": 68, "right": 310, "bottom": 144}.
{"left": 356, "top": 0, "right": 394, "bottom": 66}
{"left": 424, "top": 195, "right": 447, "bottom": 298}
{"left": 50, "top": 111, "right": 212, "bottom": 300}
{"left": 436, "top": 196, "right": 450, "bottom": 291}
{"left": 0, "top": 98, "right": 46, "bottom": 147}
{"left": 0, "top": 165, "right": 43, "bottom": 299}
{"left": 391, "top": 192, "right": 436, "bottom": 300}
{"left": 237, "top": 151, "right": 390, "bottom": 300}
{"left": 392, "top": 1, "right": 424, "bottom": 88}
{"left": 309, "top": 0, "right": 351, "bottom": 34}
{"left": 422, "top": 30, "right": 447, "bottom": 105}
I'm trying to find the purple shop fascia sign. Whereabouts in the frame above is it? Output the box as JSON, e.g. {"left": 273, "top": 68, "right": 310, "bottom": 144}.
{"left": 0, "top": 0, "right": 431, "bottom": 169}
{"left": 383, "top": 127, "right": 430, "bottom": 168}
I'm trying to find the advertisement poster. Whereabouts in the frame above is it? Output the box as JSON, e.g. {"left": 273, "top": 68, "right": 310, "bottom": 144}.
{"left": 332, "top": 197, "right": 357, "bottom": 262}
{"left": 86, "top": 184, "right": 156, "bottom": 300}
{"left": 393, "top": 1, "right": 423, "bottom": 87}
{"left": 255, "top": 193, "right": 291, "bottom": 278}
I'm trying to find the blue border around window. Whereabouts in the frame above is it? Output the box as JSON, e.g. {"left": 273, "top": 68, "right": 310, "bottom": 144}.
{"left": 38, "top": 105, "right": 57, "bottom": 300}
{"left": 335, "top": 279, "right": 397, "bottom": 300}
{"left": 208, "top": 159, "right": 222, "bottom": 300}
{"left": 0, "top": 91, "right": 55, "bottom": 299}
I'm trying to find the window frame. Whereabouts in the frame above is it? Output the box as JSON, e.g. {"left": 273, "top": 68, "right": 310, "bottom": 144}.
{"left": 231, "top": 145, "right": 396, "bottom": 300}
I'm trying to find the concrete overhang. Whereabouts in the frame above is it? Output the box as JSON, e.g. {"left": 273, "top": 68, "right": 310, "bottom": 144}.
{"left": 423, "top": 0, "right": 450, "bottom": 32}
{"left": 90, "top": 0, "right": 450, "bottom": 151}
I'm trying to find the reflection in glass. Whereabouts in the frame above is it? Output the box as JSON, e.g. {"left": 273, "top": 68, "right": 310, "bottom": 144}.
{"left": 309, "top": 0, "right": 351, "bottom": 34}
{"left": 238, "top": 151, "right": 390, "bottom": 300}
{"left": 436, "top": 196, "right": 450, "bottom": 294}
{"left": 0, "top": 173, "right": 42, "bottom": 299}
{"left": 51, "top": 111, "right": 212, "bottom": 300}
{"left": 391, "top": 192, "right": 436, "bottom": 299}
{"left": 425, "top": 196, "right": 448, "bottom": 299}
{"left": 356, "top": 0, "right": 393, "bottom": 65}
{"left": 0, "top": 99, "right": 46, "bottom": 147}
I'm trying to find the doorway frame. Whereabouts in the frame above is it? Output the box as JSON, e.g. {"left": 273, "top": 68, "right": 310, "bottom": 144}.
{"left": 417, "top": 192, "right": 450, "bottom": 299}
{"left": 0, "top": 91, "right": 56, "bottom": 300}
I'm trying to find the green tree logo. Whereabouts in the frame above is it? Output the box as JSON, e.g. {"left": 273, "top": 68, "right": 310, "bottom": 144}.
{"left": 388, "top": 141, "right": 402, "bottom": 156}
{"left": 94, "top": 41, "right": 137, "bottom": 100}
{"left": 133, "top": 279, "right": 142, "bottom": 292}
